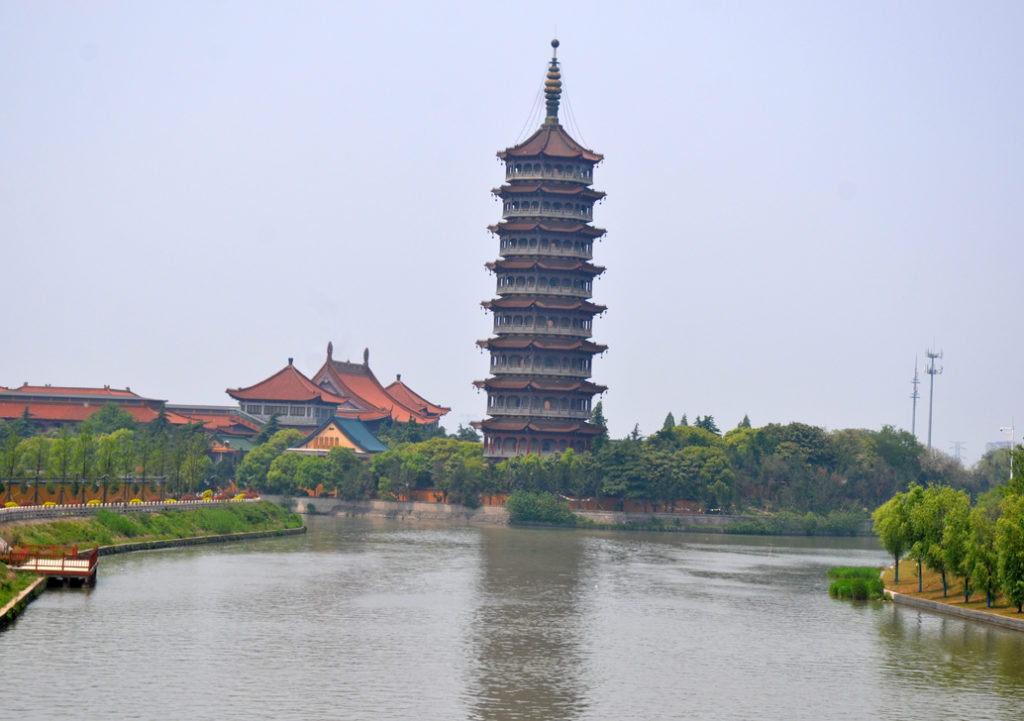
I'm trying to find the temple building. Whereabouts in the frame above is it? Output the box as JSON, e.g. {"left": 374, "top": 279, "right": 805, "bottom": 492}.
{"left": 474, "top": 40, "right": 608, "bottom": 458}
{"left": 0, "top": 383, "right": 192, "bottom": 431}
{"left": 226, "top": 343, "right": 449, "bottom": 431}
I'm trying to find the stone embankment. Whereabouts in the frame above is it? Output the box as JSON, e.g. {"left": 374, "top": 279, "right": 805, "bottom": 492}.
{"left": 884, "top": 589, "right": 1024, "bottom": 632}
{"left": 274, "top": 495, "right": 767, "bottom": 530}
{"left": 270, "top": 496, "right": 509, "bottom": 525}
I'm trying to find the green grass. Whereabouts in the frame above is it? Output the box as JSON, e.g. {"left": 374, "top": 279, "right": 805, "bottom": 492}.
{"left": 3, "top": 502, "right": 302, "bottom": 549}
{"left": 828, "top": 566, "right": 885, "bottom": 600}
{"left": 0, "top": 561, "right": 41, "bottom": 611}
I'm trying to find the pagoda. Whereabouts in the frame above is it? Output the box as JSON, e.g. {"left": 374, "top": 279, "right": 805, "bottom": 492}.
{"left": 474, "top": 40, "right": 607, "bottom": 458}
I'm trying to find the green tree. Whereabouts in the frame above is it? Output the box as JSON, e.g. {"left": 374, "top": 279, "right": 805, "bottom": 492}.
{"left": 252, "top": 413, "right": 282, "bottom": 445}
{"left": 941, "top": 489, "right": 974, "bottom": 602}
{"left": 996, "top": 493, "right": 1024, "bottom": 613}
{"left": 737, "top": 414, "right": 752, "bottom": 429}
{"left": 19, "top": 435, "right": 51, "bottom": 505}
{"left": 452, "top": 424, "right": 481, "bottom": 442}
{"left": 295, "top": 455, "right": 328, "bottom": 494}
{"left": 589, "top": 402, "right": 609, "bottom": 450}
{"left": 265, "top": 452, "right": 305, "bottom": 494}
{"left": 693, "top": 415, "right": 721, "bottom": 435}
{"left": 83, "top": 403, "right": 137, "bottom": 435}
{"left": 180, "top": 429, "right": 211, "bottom": 494}
{"left": 873, "top": 489, "right": 912, "bottom": 584}
{"left": 968, "top": 504, "right": 1001, "bottom": 608}
{"left": 48, "top": 428, "right": 75, "bottom": 504}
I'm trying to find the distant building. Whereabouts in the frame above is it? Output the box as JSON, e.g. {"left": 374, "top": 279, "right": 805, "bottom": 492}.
{"left": 473, "top": 40, "right": 608, "bottom": 458}
{"left": 0, "top": 383, "right": 191, "bottom": 431}
{"left": 985, "top": 441, "right": 1012, "bottom": 454}
{"left": 226, "top": 343, "right": 449, "bottom": 432}
{"left": 291, "top": 416, "right": 389, "bottom": 458}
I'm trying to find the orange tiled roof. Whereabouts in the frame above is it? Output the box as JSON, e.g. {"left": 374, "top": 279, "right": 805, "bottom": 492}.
{"left": 482, "top": 298, "right": 606, "bottom": 314}
{"left": 474, "top": 418, "right": 604, "bottom": 435}
{"left": 485, "top": 258, "right": 605, "bottom": 275}
{"left": 492, "top": 184, "right": 606, "bottom": 200}
{"left": 497, "top": 123, "right": 603, "bottom": 163}
{"left": 0, "top": 401, "right": 190, "bottom": 425}
{"left": 227, "top": 362, "right": 349, "bottom": 404}
{"left": 312, "top": 348, "right": 448, "bottom": 425}
{"left": 169, "top": 409, "right": 262, "bottom": 435}
{"left": 11, "top": 383, "right": 144, "bottom": 398}
{"left": 384, "top": 378, "right": 450, "bottom": 418}
{"left": 476, "top": 338, "right": 608, "bottom": 353}
{"left": 473, "top": 378, "right": 606, "bottom": 393}
{"left": 488, "top": 220, "right": 606, "bottom": 238}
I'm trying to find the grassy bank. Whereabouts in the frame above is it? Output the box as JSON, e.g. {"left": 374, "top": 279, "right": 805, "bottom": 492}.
{"left": 0, "top": 562, "right": 42, "bottom": 617}
{"left": 0, "top": 501, "right": 303, "bottom": 549}
{"left": 883, "top": 561, "right": 1024, "bottom": 621}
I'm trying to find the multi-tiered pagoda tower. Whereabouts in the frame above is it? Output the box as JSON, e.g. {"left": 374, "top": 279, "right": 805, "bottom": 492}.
{"left": 474, "top": 40, "right": 607, "bottom": 458}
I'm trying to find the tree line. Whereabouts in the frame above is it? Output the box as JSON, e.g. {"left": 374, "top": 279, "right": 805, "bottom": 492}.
{"left": 237, "top": 405, "right": 1012, "bottom": 518}
{"left": 873, "top": 443, "right": 1024, "bottom": 610}
{"left": 0, "top": 404, "right": 222, "bottom": 502}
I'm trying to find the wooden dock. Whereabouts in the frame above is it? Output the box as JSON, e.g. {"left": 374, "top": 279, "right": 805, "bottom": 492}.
{"left": 4, "top": 544, "right": 98, "bottom": 586}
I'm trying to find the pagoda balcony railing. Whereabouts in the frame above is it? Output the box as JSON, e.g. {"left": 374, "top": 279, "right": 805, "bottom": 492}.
{"left": 505, "top": 168, "right": 593, "bottom": 184}
{"left": 491, "top": 366, "right": 591, "bottom": 378}
{"left": 494, "top": 324, "right": 591, "bottom": 338}
{"left": 502, "top": 207, "right": 593, "bottom": 222}
{"left": 501, "top": 248, "right": 593, "bottom": 261}
{"left": 498, "top": 286, "right": 592, "bottom": 300}
{"left": 487, "top": 408, "right": 591, "bottom": 420}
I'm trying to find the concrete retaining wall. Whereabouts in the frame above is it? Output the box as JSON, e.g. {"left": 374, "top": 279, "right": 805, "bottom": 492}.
{"left": 886, "top": 590, "right": 1024, "bottom": 632}
{"left": 269, "top": 496, "right": 509, "bottom": 525}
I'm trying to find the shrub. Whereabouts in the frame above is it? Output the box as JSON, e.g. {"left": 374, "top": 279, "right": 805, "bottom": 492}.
{"left": 828, "top": 566, "right": 884, "bottom": 600}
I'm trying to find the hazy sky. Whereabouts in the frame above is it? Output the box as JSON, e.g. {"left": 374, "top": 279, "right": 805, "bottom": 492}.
{"left": 3, "top": 1, "right": 1022, "bottom": 465}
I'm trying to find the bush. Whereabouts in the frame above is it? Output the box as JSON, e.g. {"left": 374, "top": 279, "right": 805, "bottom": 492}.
{"left": 505, "top": 490, "right": 577, "bottom": 526}
{"left": 828, "top": 566, "right": 884, "bottom": 600}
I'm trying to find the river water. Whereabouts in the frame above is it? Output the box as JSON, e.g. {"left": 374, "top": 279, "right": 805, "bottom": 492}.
{"left": 3, "top": 516, "right": 1023, "bottom": 720}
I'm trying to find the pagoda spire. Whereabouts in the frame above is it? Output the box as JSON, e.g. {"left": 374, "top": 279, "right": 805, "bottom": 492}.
{"left": 544, "top": 39, "right": 562, "bottom": 124}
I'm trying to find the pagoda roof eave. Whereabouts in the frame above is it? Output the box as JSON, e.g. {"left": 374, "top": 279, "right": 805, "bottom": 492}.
{"left": 476, "top": 337, "right": 608, "bottom": 353}
{"left": 497, "top": 123, "right": 603, "bottom": 163}
{"left": 488, "top": 221, "right": 606, "bottom": 238}
{"left": 475, "top": 418, "right": 605, "bottom": 436}
{"left": 481, "top": 298, "right": 606, "bottom": 314}
{"left": 485, "top": 259, "right": 605, "bottom": 275}
{"left": 492, "top": 184, "right": 606, "bottom": 200}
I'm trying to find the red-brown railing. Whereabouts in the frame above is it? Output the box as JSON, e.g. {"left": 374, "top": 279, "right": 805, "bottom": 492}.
{"left": 5, "top": 544, "right": 98, "bottom": 576}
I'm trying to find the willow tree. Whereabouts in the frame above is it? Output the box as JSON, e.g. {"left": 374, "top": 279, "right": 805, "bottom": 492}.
{"left": 872, "top": 488, "right": 912, "bottom": 584}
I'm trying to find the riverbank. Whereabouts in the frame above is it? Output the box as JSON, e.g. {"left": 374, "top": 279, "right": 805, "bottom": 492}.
{"left": 883, "top": 561, "right": 1024, "bottom": 632}
{"left": 0, "top": 501, "right": 304, "bottom": 626}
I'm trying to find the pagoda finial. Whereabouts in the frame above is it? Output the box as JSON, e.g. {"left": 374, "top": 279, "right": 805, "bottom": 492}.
{"left": 544, "top": 39, "right": 562, "bottom": 124}
{"left": 327, "top": 341, "right": 333, "bottom": 360}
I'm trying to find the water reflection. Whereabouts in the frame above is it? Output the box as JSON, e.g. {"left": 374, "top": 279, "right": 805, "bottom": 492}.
{"left": 876, "top": 605, "right": 1024, "bottom": 718}
{"left": 467, "top": 527, "right": 589, "bottom": 720}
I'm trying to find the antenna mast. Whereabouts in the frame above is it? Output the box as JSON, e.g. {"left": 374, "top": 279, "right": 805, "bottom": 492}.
{"left": 910, "top": 357, "right": 920, "bottom": 438}
{"left": 925, "top": 349, "right": 943, "bottom": 450}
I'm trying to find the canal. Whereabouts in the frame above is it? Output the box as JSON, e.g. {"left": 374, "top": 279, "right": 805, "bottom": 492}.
{"left": 3, "top": 515, "right": 1023, "bottom": 720}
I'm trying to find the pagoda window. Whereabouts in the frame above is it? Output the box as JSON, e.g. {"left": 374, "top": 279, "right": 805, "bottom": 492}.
{"left": 539, "top": 277, "right": 548, "bottom": 287}
{"left": 519, "top": 238, "right": 528, "bottom": 248}
{"left": 529, "top": 238, "right": 537, "bottom": 247}
{"left": 289, "top": 406, "right": 305, "bottom": 417}
{"left": 526, "top": 277, "right": 535, "bottom": 287}
{"left": 560, "top": 318, "right": 570, "bottom": 328}
{"left": 516, "top": 277, "right": 525, "bottom": 287}
{"left": 553, "top": 202, "right": 562, "bottom": 211}
{"left": 245, "top": 404, "right": 261, "bottom": 415}
{"left": 541, "top": 238, "right": 550, "bottom": 249}
{"left": 545, "top": 357, "right": 555, "bottom": 368}
{"left": 542, "top": 440, "right": 553, "bottom": 453}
